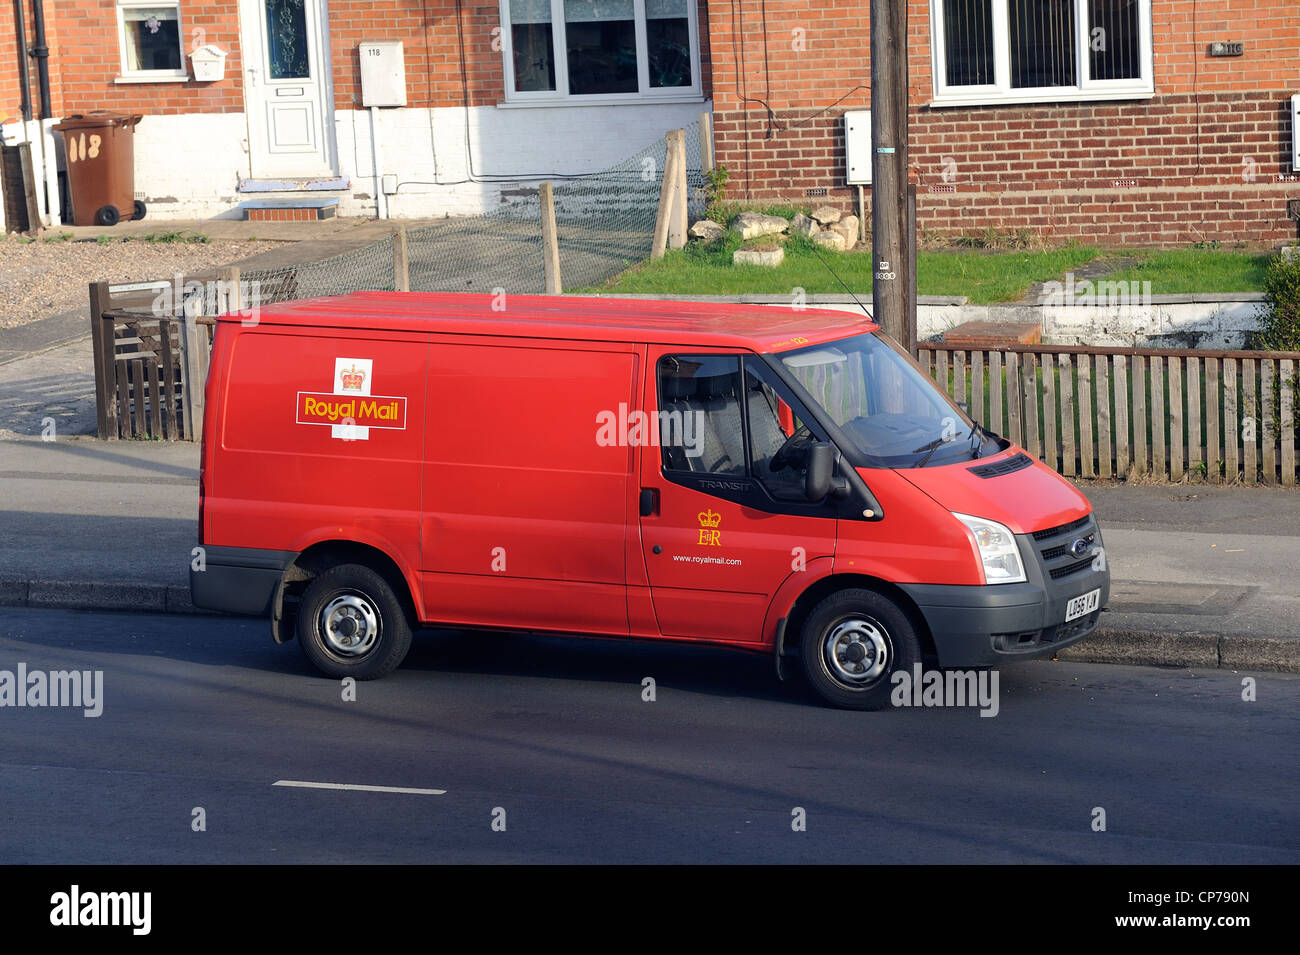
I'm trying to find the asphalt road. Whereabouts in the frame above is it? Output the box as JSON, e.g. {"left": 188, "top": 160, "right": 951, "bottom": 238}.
{"left": 1, "top": 607, "right": 1297, "bottom": 864}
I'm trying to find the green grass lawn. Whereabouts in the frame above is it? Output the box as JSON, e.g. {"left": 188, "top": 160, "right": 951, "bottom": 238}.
{"left": 1090, "top": 249, "right": 1273, "bottom": 295}
{"left": 582, "top": 235, "right": 1272, "bottom": 303}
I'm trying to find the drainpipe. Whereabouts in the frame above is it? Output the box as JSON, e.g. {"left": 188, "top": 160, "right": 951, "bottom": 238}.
{"left": 29, "top": 0, "right": 51, "bottom": 118}
{"left": 28, "top": 0, "right": 59, "bottom": 225}
{"left": 12, "top": 0, "right": 32, "bottom": 123}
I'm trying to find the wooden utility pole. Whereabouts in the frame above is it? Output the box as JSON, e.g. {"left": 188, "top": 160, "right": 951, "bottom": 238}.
{"left": 870, "top": 0, "right": 915, "bottom": 354}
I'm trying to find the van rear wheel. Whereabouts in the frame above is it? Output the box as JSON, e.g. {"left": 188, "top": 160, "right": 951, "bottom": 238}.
{"left": 800, "top": 588, "right": 920, "bottom": 710}
{"left": 296, "top": 564, "right": 413, "bottom": 679}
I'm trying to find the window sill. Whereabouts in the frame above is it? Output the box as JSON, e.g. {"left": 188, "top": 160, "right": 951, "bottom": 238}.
{"left": 114, "top": 72, "right": 191, "bottom": 84}
{"left": 928, "top": 87, "right": 1155, "bottom": 109}
{"left": 496, "top": 94, "right": 707, "bottom": 110}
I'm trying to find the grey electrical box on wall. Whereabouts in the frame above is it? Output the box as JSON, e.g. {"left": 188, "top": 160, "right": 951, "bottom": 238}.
{"left": 359, "top": 41, "right": 407, "bottom": 107}
{"left": 1292, "top": 94, "right": 1300, "bottom": 171}
{"left": 844, "top": 110, "right": 873, "bottom": 185}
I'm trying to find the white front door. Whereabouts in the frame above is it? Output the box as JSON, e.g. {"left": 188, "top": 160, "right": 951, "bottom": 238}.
{"left": 239, "top": 0, "right": 335, "bottom": 178}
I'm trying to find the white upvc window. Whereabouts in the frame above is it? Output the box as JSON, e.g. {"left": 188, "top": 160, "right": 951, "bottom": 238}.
{"left": 499, "top": 0, "right": 702, "bottom": 105}
{"left": 116, "top": 1, "right": 187, "bottom": 80}
{"left": 930, "top": 0, "right": 1153, "bottom": 107}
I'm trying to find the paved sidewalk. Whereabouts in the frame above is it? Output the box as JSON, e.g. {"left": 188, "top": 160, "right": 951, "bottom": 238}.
{"left": 0, "top": 435, "right": 1296, "bottom": 671}
{"left": 0, "top": 335, "right": 97, "bottom": 438}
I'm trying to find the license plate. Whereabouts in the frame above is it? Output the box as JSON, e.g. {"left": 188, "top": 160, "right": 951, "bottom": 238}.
{"left": 1065, "top": 588, "right": 1101, "bottom": 622}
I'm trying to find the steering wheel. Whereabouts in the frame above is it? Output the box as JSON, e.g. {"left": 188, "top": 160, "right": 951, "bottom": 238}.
{"left": 769, "top": 424, "right": 814, "bottom": 472}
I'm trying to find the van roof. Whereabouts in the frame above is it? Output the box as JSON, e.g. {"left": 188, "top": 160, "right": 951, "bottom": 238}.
{"left": 225, "top": 291, "right": 878, "bottom": 351}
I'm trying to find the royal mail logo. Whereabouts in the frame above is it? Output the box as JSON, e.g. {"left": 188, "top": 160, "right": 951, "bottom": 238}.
{"left": 339, "top": 364, "right": 367, "bottom": 391}
{"left": 296, "top": 392, "right": 407, "bottom": 430}
{"left": 697, "top": 508, "right": 722, "bottom": 547}
{"left": 295, "top": 357, "right": 407, "bottom": 440}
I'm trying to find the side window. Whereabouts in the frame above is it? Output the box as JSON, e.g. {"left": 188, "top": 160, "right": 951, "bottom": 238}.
{"left": 657, "top": 355, "right": 744, "bottom": 475}
{"left": 744, "top": 359, "right": 819, "bottom": 501}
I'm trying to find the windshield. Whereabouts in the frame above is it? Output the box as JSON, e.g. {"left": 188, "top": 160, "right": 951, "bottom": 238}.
{"left": 777, "top": 332, "right": 1002, "bottom": 468}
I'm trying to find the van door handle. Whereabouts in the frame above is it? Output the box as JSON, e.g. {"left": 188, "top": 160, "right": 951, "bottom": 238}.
{"left": 639, "top": 488, "right": 658, "bottom": 517}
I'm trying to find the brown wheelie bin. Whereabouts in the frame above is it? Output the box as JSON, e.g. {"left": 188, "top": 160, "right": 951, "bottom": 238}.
{"left": 53, "top": 111, "right": 145, "bottom": 226}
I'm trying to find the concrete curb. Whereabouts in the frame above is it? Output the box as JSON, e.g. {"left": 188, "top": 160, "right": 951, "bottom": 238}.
{"left": 0, "top": 579, "right": 204, "bottom": 615}
{"left": 1, "top": 579, "right": 1296, "bottom": 672}
{"left": 1058, "top": 627, "right": 1300, "bottom": 673}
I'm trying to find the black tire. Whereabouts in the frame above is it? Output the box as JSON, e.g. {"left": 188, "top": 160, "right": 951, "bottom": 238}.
{"left": 800, "top": 588, "right": 920, "bottom": 710}
{"left": 94, "top": 205, "right": 120, "bottom": 226}
{"left": 296, "top": 563, "right": 413, "bottom": 680}
{"left": 133, "top": 200, "right": 147, "bottom": 221}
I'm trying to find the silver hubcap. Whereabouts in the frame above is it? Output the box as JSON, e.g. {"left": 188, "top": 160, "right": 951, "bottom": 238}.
{"left": 321, "top": 593, "right": 380, "bottom": 657}
{"left": 823, "top": 617, "right": 890, "bottom": 686}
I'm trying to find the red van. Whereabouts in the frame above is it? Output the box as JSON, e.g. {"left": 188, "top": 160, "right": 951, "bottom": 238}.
{"left": 191, "top": 292, "right": 1108, "bottom": 709}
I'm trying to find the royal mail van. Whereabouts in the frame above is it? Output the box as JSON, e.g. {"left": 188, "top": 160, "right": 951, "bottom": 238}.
{"left": 191, "top": 292, "right": 1109, "bottom": 709}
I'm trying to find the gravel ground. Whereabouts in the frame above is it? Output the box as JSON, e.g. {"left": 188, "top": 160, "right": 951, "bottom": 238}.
{"left": 0, "top": 235, "right": 279, "bottom": 329}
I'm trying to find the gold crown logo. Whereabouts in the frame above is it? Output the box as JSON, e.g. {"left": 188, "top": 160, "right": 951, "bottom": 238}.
{"left": 340, "top": 365, "right": 366, "bottom": 390}
{"left": 697, "top": 509, "right": 721, "bottom": 529}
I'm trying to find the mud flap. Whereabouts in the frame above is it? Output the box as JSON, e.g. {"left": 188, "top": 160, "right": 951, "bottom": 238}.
{"left": 269, "top": 577, "right": 294, "bottom": 644}
{"left": 774, "top": 616, "right": 792, "bottom": 682}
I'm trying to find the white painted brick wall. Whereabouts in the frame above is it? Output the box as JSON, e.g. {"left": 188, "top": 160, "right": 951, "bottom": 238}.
{"left": 130, "top": 113, "right": 250, "bottom": 220}
{"left": 124, "top": 102, "right": 710, "bottom": 221}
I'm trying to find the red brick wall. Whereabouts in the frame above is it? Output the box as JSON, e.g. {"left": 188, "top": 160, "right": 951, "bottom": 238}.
{"left": 16, "top": 2, "right": 713, "bottom": 117}
{"left": 0, "top": 10, "right": 18, "bottom": 122}
{"left": 24, "top": 0, "right": 245, "bottom": 115}
{"left": 328, "top": 1, "right": 713, "bottom": 110}
{"left": 710, "top": 0, "right": 1300, "bottom": 246}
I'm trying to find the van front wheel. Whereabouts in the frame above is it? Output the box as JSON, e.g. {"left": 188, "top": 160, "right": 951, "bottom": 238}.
{"left": 296, "top": 564, "right": 413, "bottom": 680}
{"left": 800, "top": 588, "right": 920, "bottom": 710}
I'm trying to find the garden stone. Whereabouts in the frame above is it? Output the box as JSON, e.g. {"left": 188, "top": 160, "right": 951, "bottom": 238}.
{"left": 790, "top": 213, "right": 817, "bottom": 238}
{"left": 830, "top": 215, "right": 860, "bottom": 250}
{"left": 689, "top": 220, "right": 727, "bottom": 243}
{"left": 811, "top": 205, "right": 842, "bottom": 226}
{"left": 811, "top": 230, "right": 846, "bottom": 251}
{"left": 731, "top": 211, "right": 789, "bottom": 240}
{"left": 733, "top": 247, "right": 786, "bottom": 267}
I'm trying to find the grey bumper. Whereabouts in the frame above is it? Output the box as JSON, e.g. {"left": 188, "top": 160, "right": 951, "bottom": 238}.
{"left": 900, "top": 522, "right": 1110, "bottom": 667}
{"left": 190, "top": 545, "right": 295, "bottom": 617}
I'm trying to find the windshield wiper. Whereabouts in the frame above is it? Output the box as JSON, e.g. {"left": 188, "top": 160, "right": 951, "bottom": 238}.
{"left": 968, "top": 422, "right": 986, "bottom": 460}
{"left": 912, "top": 436, "right": 952, "bottom": 468}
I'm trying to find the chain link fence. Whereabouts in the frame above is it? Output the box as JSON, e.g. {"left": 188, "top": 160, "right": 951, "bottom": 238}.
{"left": 244, "top": 236, "right": 398, "bottom": 308}
{"left": 203, "top": 120, "right": 706, "bottom": 311}
{"left": 408, "top": 120, "right": 705, "bottom": 293}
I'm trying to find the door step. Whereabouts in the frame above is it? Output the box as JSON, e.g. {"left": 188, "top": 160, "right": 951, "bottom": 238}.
{"left": 941, "top": 320, "right": 1042, "bottom": 346}
{"left": 237, "top": 197, "right": 339, "bottom": 222}
{"left": 238, "top": 177, "right": 350, "bottom": 193}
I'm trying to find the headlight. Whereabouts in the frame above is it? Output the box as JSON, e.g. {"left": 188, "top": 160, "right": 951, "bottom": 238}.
{"left": 953, "top": 512, "right": 1026, "bottom": 584}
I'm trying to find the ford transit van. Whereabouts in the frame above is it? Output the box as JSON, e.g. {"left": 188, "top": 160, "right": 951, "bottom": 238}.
{"left": 191, "top": 292, "right": 1108, "bottom": 709}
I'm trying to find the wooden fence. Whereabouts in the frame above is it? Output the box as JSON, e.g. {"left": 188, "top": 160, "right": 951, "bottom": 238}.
{"left": 919, "top": 344, "right": 1300, "bottom": 485}
{"left": 89, "top": 280, "right": 219, "bottom": 441}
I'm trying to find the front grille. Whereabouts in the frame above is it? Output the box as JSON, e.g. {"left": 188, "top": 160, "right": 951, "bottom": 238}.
{"left": 1030, "top": 512, "right": 1101, "bottom": 589}
{"left": 1033, "top": 516, "right": 1090, "bottom": 541}
{"left": 1049, "top": 556, "right": 1096, "bottom": 580}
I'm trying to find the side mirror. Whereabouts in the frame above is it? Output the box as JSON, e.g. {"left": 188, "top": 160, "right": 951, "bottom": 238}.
{"left": 805, "top": 442, "right": 834, "bottom": 501}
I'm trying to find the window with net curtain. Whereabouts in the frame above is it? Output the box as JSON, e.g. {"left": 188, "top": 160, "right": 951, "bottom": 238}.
{"left": 120, "top": 4, "right": 183, "bottom": 73}
{"left": 938, "top": 0, "right": 1147, "bottom": 100}
{"left": 507, "top": 0, "right": 694, "bottom": 96}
